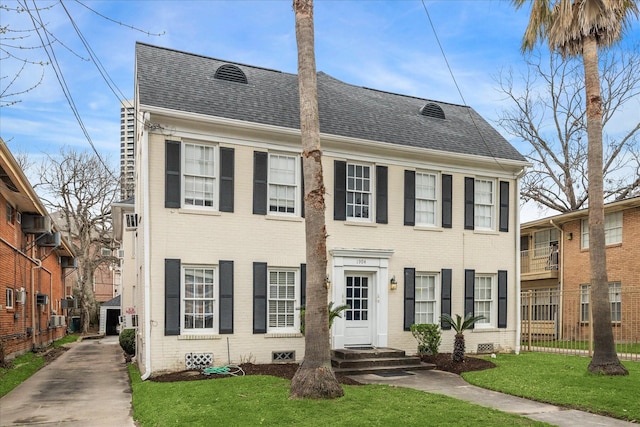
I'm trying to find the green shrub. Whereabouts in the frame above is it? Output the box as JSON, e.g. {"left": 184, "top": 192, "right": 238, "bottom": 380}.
{"left": 119, "top": 329, "right": 136, "bottom": 355}
{"left": 410, "top": 323, "right": 441, "bottom": 356}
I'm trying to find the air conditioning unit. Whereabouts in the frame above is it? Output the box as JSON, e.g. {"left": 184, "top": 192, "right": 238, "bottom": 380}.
{"left": 101, "top": 247, "right": 112, "bottom": 257}
{"left": 58, "top": 315, "right": 66, "bottom": 327}
{"left": 21, "top": 214, "right": 52, "bottom": 234}
{"left": 50, "top": 315, "right": 57, "bottom": 327}
{"left": 61, "top": 298, "right": 78, "bottom": 309}
{"left": 125, "top": 213, "right": 138, "bottom": 230}
{"left": 38, "top": 231, "right": 61, "bottom": 247}
{"left": 15, "top": 289, "right": 27, "bottom": 304}
{"left": 117, "top": 249, "right": 125, "bottom": 258}
{"left": 61, "top": 257, "right": 77, "bottom": 268}
{"left": 36, "top": 294, "right": 49, "bottom": 305}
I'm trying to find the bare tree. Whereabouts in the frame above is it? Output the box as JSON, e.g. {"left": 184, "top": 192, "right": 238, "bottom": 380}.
{"left": 497, "top": 47, "right": 640, "bottom": 213}
{"left": 37, "top": 147, "right": 119, "bottom": 333}
{"left": 290, "top": 0, "right": 344, "bottom": 399}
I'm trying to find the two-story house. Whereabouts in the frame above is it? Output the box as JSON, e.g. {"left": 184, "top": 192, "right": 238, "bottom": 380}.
{"left": 520, "top": 196, "right": 640, "bottom": 344}
{"left": 129, "top": 43, "right": 528, "bottom": 377}
{"left": 0, "top": 139, "right": 76, "bottom": 360}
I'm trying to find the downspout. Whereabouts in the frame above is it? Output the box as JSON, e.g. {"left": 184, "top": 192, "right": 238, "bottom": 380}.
{"left": 31, "top": 259, "right": 42, "bottom": 350}
{"left": 549, "top": 219, "right": 564, "bottom": 340}
{"left": 141, "top": 111, "right": 152, "bottom": 380}
{"left": 515, "top": 167, "right": 526, "bottom": 355}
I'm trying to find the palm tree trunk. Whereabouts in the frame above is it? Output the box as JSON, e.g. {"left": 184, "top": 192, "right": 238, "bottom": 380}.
{"left": 583, "top": 35, "right": 627, "bottom": 376}
{"left": 289, "top": 0, "right": 343, "bottom": 399}
{"left": 452, "top": 334, "right": 465, "bottom": 363}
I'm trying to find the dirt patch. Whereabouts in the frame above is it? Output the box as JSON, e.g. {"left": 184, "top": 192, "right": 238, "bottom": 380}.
{"left": 149, "top": 353, "right": 495, "bottom": 384}
{"left": 42, "top": 346, "right": 69, "bottom": 364}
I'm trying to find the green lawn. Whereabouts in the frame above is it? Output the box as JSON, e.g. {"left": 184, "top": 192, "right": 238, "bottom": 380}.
{"left": 463, "top": 352, "right": 640, "bottom": 421}
{"left": 0, "top": 334, "right": 79, "bottom": 398}
{"left": 128, "top": 365, "right": 549, "bottom": 427}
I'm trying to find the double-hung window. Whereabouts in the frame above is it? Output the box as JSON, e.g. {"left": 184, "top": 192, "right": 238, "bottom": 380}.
{"left": 269, "top": 154, "right": 298, "bottom": 215}
{"left": 474, "top": 275, "right": 495, "bottom": 327}
{"left": 183, "top": 143, "right": 216, "bottom": 208}
{"left": 580, "top": 284, "right": 590, "bottom": 322}
{"left": 581, "top": 211, "right": 623, "bottom": 249}
{"left": 415, "top": 173, "right": 437, "bottom": 227}
{"left": 183, "top": 266, "right": 217, "bottom": 332}
{"left": 6, "top": 288, "right": 14, "bottom": 309}
{"left": 415, "top": 273, "right": 438, "bottom": 324}
{"left": 268, "top": 270, "right": 298, "bottom": 332}
{"left": 580, "top": 283, "right": 622, "bottom": 323}
{"left": 346, "top": 163, "right": 371, "bottom": 221}
{"left": 474, "top": 179, "right": 494, "bottom": 230}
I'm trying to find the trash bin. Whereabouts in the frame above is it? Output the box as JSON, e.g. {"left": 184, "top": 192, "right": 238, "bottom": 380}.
{"left": 71, "top": 316, "right": 81, "bottom": 332}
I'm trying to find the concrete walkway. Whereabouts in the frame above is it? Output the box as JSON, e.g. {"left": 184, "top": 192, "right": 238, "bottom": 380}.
{"left": 350, "top": 369, "right": 635, "bottom": 427}
{"left": 0, "top": 336, "right": 135, "bottom": 427}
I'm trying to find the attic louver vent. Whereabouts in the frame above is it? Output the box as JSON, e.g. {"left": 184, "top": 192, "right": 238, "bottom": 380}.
{"left": 214, "top": 64, "right": 247, "bottom": 84}
{"left": 419, "top": 103, "right": 445, "bottom": 119}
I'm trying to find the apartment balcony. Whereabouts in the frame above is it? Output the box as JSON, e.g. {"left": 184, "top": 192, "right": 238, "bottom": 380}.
{"left": 521, "top": 246, "right": 559, "bottom": 281}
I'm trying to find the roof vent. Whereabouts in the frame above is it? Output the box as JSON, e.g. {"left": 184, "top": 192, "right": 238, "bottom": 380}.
{"left": 214, "top": 64, "right": 247, "bottom": 84}
{"left": 419, "top": 103, "right": 445, "bottom": 119}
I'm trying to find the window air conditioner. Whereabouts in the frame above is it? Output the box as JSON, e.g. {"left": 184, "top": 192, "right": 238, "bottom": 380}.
{"left": 101, "top": 247, "right": 112, "bottom": 257}
{"left": 36, "top": 294, "right": 49, "bottom": 305}
{"left": 15, "top": 289, "right": 27, "bottom": 304}
{"left": 21, "top": 214, "right": 52, "bottom": 234}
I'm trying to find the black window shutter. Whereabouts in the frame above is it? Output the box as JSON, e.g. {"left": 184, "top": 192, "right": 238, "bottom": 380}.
{"left": 404, "top": 170, "right": 415, "bottom": 226}
{"left": 165, "top": 141, "right": 181, "bottom": 209}
{"left": 164, "top": 259, "right": 181, "bottom": 336}
{"left": 253, "top": 152, "right": 268, "bottom": 215}
{"left": 499, "top": 181, "right": 509, "bottom": 232}
{"left": 403, "top": 268, "right": 415, "bottom": 331}
{"left": 253, "top": 262, "right": 267, "bottom": 333}
{"left": 219, "top": 260, "right": 234, "bottom": 334}
{"left": 334, "top": 160, "right": 347, "bottom": 221}
{"left": 498, "top": 270, "right": 508, "bottom": 328}
{"left": 376, "top": 166, "right": 388, "bottom": 224}
{"left": 219, "top": 148, "right": 234, "bottom": 212}
{"left": 300, "top": 157, "right": 305, "bottom": 218}
{"left": 300, "top": 263, "right": 306, "bottom": 307}
{"left": 441, "top": 269, "right": 452, "bottom": 330}
{"left": 464, "top": 177, "right": 475, "bottom": 230}
{"left": 442, "top": 174, "right": 452, "bottom": 228}
{"left": 464, "top": 269, "right": 475, "bottom": 327}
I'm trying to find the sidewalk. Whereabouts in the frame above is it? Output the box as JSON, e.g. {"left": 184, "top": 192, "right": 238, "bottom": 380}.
{"left": 0, "top": 336, "right": 135, "bottom": 427}
{"left": 350, "top": 369, "right": 635, "bottom": 427}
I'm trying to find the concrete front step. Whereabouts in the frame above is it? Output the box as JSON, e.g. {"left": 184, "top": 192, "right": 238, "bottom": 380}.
{"left": 331, "top": 347, "right": 436, "bottom": 375}
{"left": 333, "top": 362, "right": 435, "bottom": 376}
{"left": 332, "top": 348, "right": 406, "bottom": 360}
{"left": 332, "top": 356, "right": 423, "bottom": 370}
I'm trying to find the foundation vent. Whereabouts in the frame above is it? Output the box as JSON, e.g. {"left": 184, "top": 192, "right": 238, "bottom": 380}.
{"left": 185, "top": 352, "right": 213, "bottom": 369}
{"left": 476, "top": 343, "right": 495, "bottom": 354}
{"left": 272, "top": 351, "right": 295, "bottom": 363}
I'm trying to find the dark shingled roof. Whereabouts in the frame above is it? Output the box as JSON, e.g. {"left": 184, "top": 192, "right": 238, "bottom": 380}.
{"left": 136, "top": 42, "right": 525, "bottom": 162}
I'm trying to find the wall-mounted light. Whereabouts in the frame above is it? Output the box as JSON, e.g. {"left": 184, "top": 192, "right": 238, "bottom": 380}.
{"left": 325, "top": 275, "right": 331, "bottom": 289}
{"left": 567, "top": 232, "right": 573, "bottom": 240}
{"left": 390, "top": 275, "right": 397, "bottom": 290}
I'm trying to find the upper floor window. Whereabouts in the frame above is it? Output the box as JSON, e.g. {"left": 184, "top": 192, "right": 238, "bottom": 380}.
{"left": 347, "top": 163, "right": 371, "bottom": 221}
{"left": 269, "top": 154, "right": 299, "bottom": 215}
{"left": 415, "top": 173, "right": 438, "bottom": 227}
{"left": 6, "top": 203, "right": 14, "bottom": 223}
{"left": 581, "top": 211, "right": 623, "bottom": 249}
{"left": 474, "top": 179, "right": 494, "bottom": 230}
{"left": 268, "top": 269, "right": 298, "bottom": 332}
{"left": 415, "top": 273, "right": 438, "bottom": 324}
{"left": 182, "top": 266, "right": 217, "bottom": 332}
{"left": 475, "top": 274, "right": 495, "bottom": 328}
{"left": 533, "top": 228, "right": 559, "bottom": 257}
{"left": 183, "top": 143, "right": 217, "bottom": 208}
{"left": 6, "top": 288, "right": 14, "bottom": 309}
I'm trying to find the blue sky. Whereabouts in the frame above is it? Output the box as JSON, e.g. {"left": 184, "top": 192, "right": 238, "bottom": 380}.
{"left": 1, "top": 0, "right": 639, "bottom": 220}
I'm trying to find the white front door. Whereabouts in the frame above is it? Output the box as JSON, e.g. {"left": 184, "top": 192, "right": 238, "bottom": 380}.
{"left": 343, "top": 273, "right": 373, "bottom": 347}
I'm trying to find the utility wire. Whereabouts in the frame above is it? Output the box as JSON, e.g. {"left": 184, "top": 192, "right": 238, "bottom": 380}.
{"left": 420, "top": 0, "right": 507, "bottom": 172}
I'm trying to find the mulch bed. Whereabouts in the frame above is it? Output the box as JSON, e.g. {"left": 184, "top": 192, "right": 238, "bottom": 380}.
{"left": 149, "top": 353, "right": 496, "bottom": 384}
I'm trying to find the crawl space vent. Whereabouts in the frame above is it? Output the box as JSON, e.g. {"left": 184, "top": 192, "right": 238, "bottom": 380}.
{"left": 477, "top": 343, "right": 494, "bottom": 354}
{"left": 185, "top": 352, "right": 213, "bottom": 369}
{"left": 419, "top": 102, "right": 445, "bottom": 119}
{"left": 214, "top": 64, "right": 248, "bottom": 84}
{"left": 272, "top": 351, "right": 295, "bottom": 362}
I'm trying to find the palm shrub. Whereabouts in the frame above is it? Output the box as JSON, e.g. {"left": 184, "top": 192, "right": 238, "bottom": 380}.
{"left": 410, "top": 323, "right": 441, "bottom": 356}
{"left": 440, "top": 313, "right": 485, "bottom": 363}
{"left": 119, "top": 329, "right": 136, "bottom": 356}
{"left": 299, "top": 302, "right": 349, "bottom": 336}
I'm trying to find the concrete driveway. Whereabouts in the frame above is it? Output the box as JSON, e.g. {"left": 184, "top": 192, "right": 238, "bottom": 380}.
{"left": 0, "top": 336, "right": 135, "bottom": 427}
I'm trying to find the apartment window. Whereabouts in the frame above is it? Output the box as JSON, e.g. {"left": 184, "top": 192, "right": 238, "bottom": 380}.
{"left": 475, "top": 275, "right": 495, "bottom": 327}
{"left": 581, "top": 211, "right": 623, "bottom": 249}
{"left": 6, "top": 288, "right": 14, "bottom": 309}
{"left": 415, "top": 173, "right": 437, "bottom": 227}
{"left": 183, "top": 266, "right": 216, "bottom": 331}
{"left": 269, "top": 154, "right": 298, "bottom": 215}
{"left": 183, "top": 143, "right": 216, "bottom": 208}
{"left": 347, "top": 163, "right": 371, "bottom": 220}
{"left": 610, "top": 282, "right": 621, "bottom": 323}
{"left": 6, "top": 203, "right": 14, "bottom": 223}
{"left": 533, "top": 229, "right": 559, "bottom": 256}
{"left": 474, "top": 179, "right": 494, "bottom": 230}
{"left": 415, "top": 274, "right": 438, "bottom": 324}
{"left": 580, "top": 284, "right": 590, "bottom": 322}
{"left": 268, "top": 270, "right": 297, "bottom": 331}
